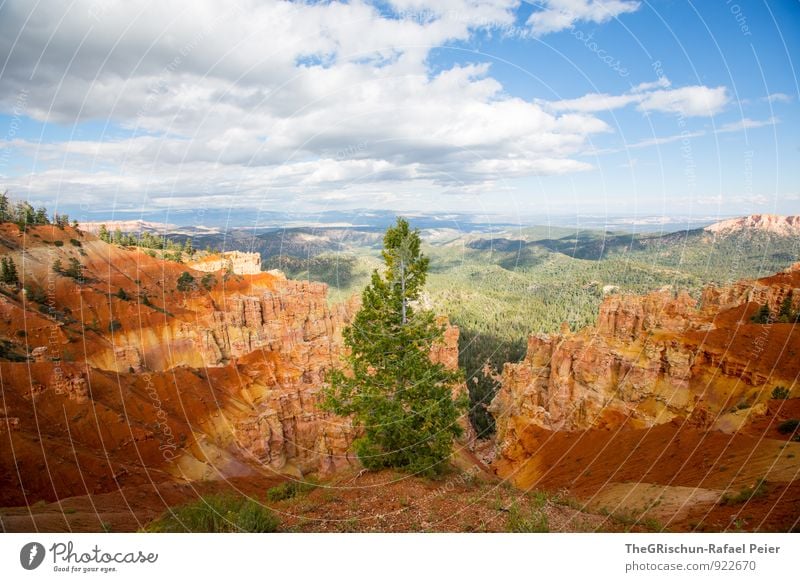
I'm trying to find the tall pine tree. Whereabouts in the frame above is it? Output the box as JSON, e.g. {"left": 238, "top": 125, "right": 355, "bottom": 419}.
{"left": 323, "top": 217, "right": 465, "bottom": 476}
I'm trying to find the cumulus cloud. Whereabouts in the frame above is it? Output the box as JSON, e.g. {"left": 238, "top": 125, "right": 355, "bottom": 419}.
{"left": 525, "top": 0, "right": 640, "bottom": 36}
{"left": 1, "top": 0, "right": 623, "bottom": 210}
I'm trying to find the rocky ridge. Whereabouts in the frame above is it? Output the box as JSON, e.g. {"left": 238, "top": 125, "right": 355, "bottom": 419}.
{"left": 490, "top": 263, "right": 800, "bottom": 466}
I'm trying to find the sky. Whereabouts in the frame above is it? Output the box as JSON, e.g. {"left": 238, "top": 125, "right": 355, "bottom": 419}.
{"left": 0, "top": 0, "right": 798, "bottom": 225}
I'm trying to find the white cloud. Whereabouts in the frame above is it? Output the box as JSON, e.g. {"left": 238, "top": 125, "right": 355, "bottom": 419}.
{"left": 637, "top": 86, "right": 729, "bottom": 116}
{"left": 1, "top": 0, "right": 621, "bottom": 210}
{"left": 764, "top": 92, "right": 792, "bottom": 104}
{"left": 525, "top": 0, "right": 641, "bottom": 36}
{"left": 718, "top": 117, "right": 778, "bottom": 133}
{"left": 548, "top": 84, "right": 729, "bottom": 117}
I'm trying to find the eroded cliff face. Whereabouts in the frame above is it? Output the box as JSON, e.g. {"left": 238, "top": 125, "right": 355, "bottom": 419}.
{"left": 187, "top": 251, "right": 262, "bottom": 275}
{"left": 0, "top": 225, "right": 465, "bottom": 504}
{"left": 490, "top": 265, "right": 800, "bottom": 469}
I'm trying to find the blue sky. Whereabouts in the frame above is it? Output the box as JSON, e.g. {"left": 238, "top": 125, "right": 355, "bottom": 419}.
{"left": 0, "top": 0, "right": 797, "bottom": 224}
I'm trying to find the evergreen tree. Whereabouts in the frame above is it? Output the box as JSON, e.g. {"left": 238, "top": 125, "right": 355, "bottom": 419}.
{"left": 322, "top": 217, "right": 465, "bottom": 477}
{"left": 778, "top": 292, "right": 796, "bottom": 323}
{"left": 2, "top": 257, "right": 19, "bottom": 285}
{"left": 98, "top": 224, "right": 111, "bottom": 243}
{"left": 63, "top": 257, "right": 85, "bottom": 282}
{"left": 752, "top": 303, "right": 772, "bottom": 324}
{"left": 0, "top": 191, "right": 9, "bottom": 222}
{"left": 34, "top": 207, "right": 49, "bottom": 225}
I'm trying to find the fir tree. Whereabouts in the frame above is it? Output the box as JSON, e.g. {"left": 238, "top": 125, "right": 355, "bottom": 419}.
{"left": 98, "top": 224, "right": 111, "bottom": 243}
{"left": 3, "top": 257, "right": 18, "bottom": 285}
{"left": 0, "top": 191, "right": 9, "bottom": 222}
{"left": 322, "top": 217, "right": 465, "bottom": 477}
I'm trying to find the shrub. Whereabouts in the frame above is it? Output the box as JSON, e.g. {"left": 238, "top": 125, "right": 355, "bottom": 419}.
{"left": 506, "top": 503, "right": 549, "bottom": 533}
{"left": 750, "top": 304, "right": 771, "bottom": 324}
{"left": 201, "top": 273, "right": 216, "bottom": 291}
{"left": 144, "top": 495, "right": 279, "bottom": 533}
{"left": 53, "top": 240, "right": 64, "bottom": 247}
{"left": 266, "top": 479, "right": 318, "bottom": 502}
{"left": 176, "top": 271, "right": 196, "bottom": 292}
{"left": 114, "top": 288, "right": 130, "bottom": 301}
{"left": 771, "top": 386, "right": 790, "bottom": 400}
{"left": 777, "top": 419, "right": 799, "bottom": 435}
{"left": 62, "top": 257, "right": 85, "bottom": 282}
{"left": 69, "top": 239, "right": 81, "bottom": 247}
{"left": 719, "top": 478, "right": 768, "bottom": 506}
{"left": 24, "top": 284, "right": 47, "bottom": 304}
{"left": 108, "top": 320, "right": 122, "bottom": 332}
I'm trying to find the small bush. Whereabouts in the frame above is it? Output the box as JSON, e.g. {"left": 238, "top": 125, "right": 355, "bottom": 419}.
{"left": 69, "top": 239, "right": 81, "bottom": 247}
{"left": 24, "top": 284, "right": 47, "bottom": 304}
{"left": 176, "top": 271, "right": 196, "bottom": 292}
{"left": 145, "top": 495, "right": 279, "bottom": 533}
{"left": 201, "top": 273, "right": 216, "bottom": 291}
{"left": 53, "top": 240, "right": 64, "bottom": 247}
{"left": 108, "top": 320, "right": 122, "bottom": 332}
{"left": 114, "top": 288, "right": 130, "bottom": 301}
{"left": 719, "top": 478, "right": 768, "bottom": 506}
{"left": 777, "top": 419, "right": 799, "bottom": 435}
{"left": 266, "top": 479, "right": 318, "bottom": 502}
{"left": 506, "top": 503, "right": 549, "bottom": 533}
{"left": 771, "top": 386, "right": 790, "bottom": 400}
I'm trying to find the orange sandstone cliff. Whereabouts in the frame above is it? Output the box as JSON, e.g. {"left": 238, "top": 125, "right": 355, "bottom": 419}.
{"left": 0, "top": 224, "right": 463, "bottom": 507}
{"left": 489, "top": 265, "right": 800, "bottom": 530}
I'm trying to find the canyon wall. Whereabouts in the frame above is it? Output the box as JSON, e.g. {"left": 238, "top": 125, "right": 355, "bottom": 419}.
{"left": 490, "top": 264, "right": 800, "bottom": 469}
{"left": 188, "top": 250, "right": 262, "bottom": 275}
{"left": 0, "top": 225, "right": 465, "bottom": 503}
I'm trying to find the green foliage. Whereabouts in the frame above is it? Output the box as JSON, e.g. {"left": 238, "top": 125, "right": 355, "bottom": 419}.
{"left": 719, "top": 478, "right": 768, "bottom": 506}
{"left": 98, "top": 224, "right": 111, "bottom": 242}
{"left": 60, "top": 257, "right": 86, "bottom": 282}
{"left": 266, "top": 479, "right": 318, "bottom": 502}
{"left": 69, "top": 238, "right": 82, "bottom": 247}
{"left": 777, "top": 419, "right": 799, "bottom": 435}
{"left": 200, "top": 273, "right": 216, "bottom": 291}
{"left": 145, "top": 494, "right": 279, "bottom": 533}
{"left": 265, "top": 254, "right": 358, "bottom": 288}
{"left": 0, "top": 256, "right": 19, "bottom": 285}
{"left": 322, "top": 218, "right": 466, "bottom": 477}
{"left": 114, "top": 288, "right": 130, "bottom": 301}
{"left": 176, "top": 271, "right": 196, "bottom": 292}
{"left": 751, "top": 303, "right": 772, "bottom": 324}
{"left": 777, "top": 292, "right": 799, "bottom": 323}
{"left": 771, "top": 386, "right": 790, "bottom": 400}
{"left": 0, "top": 193, "right": 55, "bottom": 229}
{"left": 108, "top": 320, "right": 122, "bottom": 332}
{"left": 506, "top": 502, "right": 550, "bottom": 533}
{"left": 53, "top": 240, "right": 64, "bottom": 247}
{"left": 24, "top": 284, "right": 47, "bottom": 304}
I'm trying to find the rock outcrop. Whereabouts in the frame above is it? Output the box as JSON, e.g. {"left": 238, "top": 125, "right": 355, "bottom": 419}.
{"left": 490, "top": 265, "right": 800, "bottom": 468}
{"left": 704, "top": 214, "right": 800, "bottom": 237}
{"left": 0, "top": 224, "right": 466, "bottom": 504}
{"left": 188, "top": 250, "right": 262, "bottom": 275}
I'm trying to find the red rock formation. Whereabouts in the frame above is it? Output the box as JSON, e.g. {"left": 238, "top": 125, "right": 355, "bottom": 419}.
{"left": 705, "top": 214, "right": 800, "bottom": 237}
{"left": 491, "top": 266, "right": 800, "bottom": 469}
{"left": 187, "top": 250, "right": 262, "bottom": 275}
{"left": 0, "top": 224, "right": 464, "bottom": 505}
